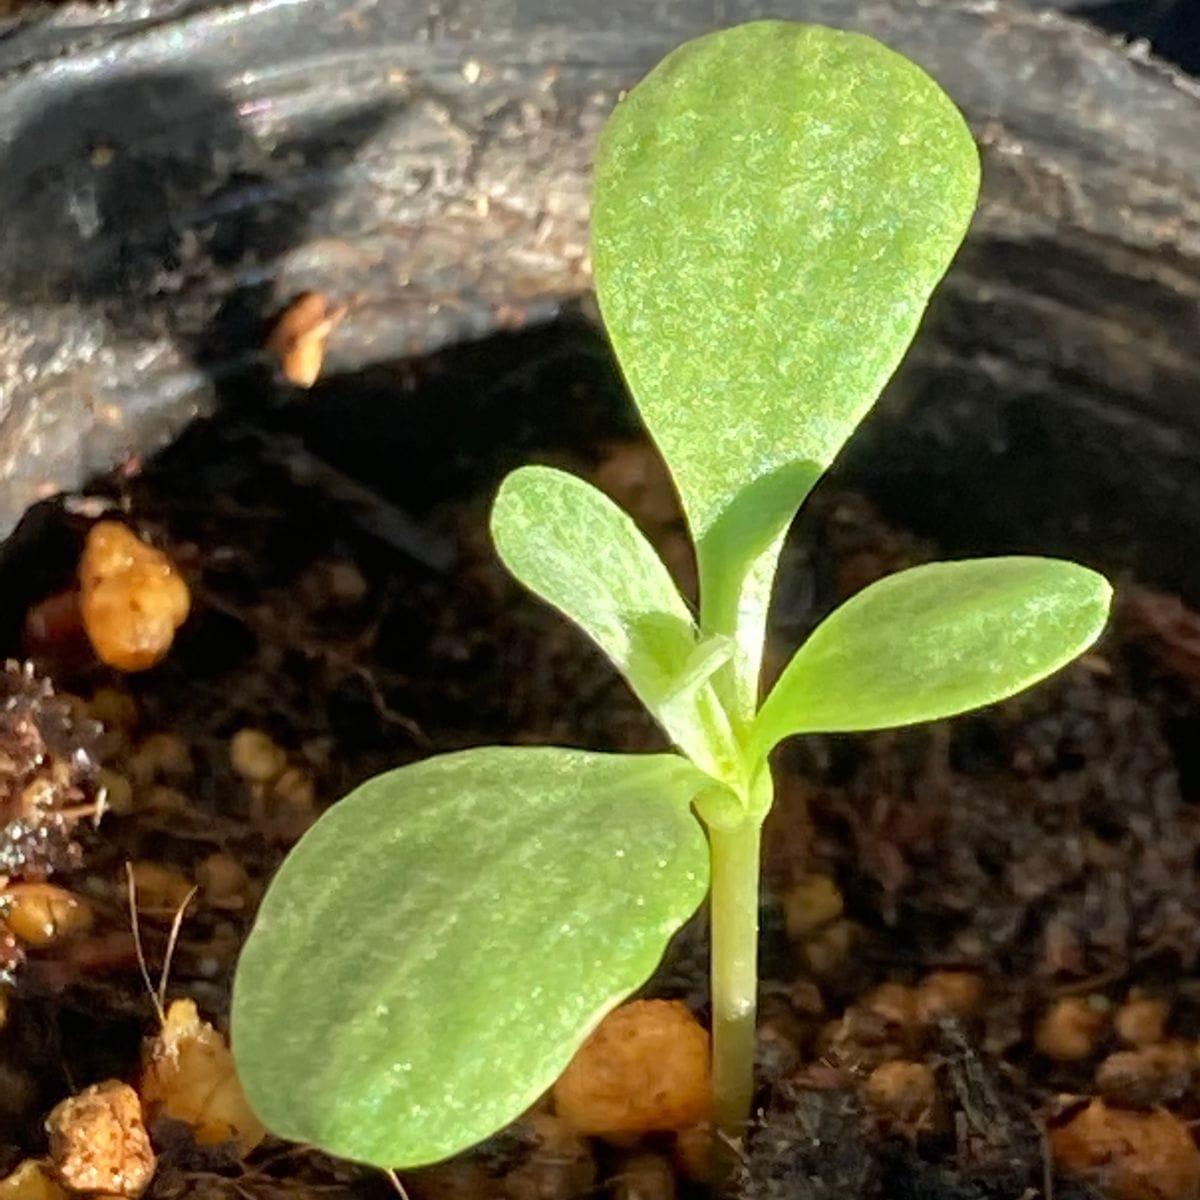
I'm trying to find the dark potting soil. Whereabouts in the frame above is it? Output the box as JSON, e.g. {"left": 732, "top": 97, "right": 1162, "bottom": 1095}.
{"left": 2, "top": 325, "right": 1199, "bottom": 1199}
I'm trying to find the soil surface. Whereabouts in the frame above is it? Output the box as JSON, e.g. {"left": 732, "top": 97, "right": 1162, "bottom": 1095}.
{"left": 2, "top": 336, "right": 1200, "bottom": 1200}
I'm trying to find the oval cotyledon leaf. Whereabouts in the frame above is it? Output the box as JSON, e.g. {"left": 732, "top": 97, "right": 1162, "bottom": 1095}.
{"left": 231, "top": 747, "right": 712, "bottom": 1169}
{"left": 593, "top": 21, "right": 981, "bottom": 716}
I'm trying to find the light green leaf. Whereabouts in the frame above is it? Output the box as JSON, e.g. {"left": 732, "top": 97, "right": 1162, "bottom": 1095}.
{"left": 231, "top": 747, "right": 710, "bottom": 1169}
{"left": 492, "top": 466, "right": 739, "bottom": 781}
{"left": 659, "top": 635, "right": 734, "bottom": 709}
{"left": 752, "top": 557, "right": 1112, "bottom": 754}
{"left": 592, "top": 20, "right": 981, "bottom": 716}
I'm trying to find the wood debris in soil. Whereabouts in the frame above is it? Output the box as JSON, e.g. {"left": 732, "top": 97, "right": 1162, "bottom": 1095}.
{"left": 265, "top": 293, "right": 348, "bottom": 391}
{"left": 2, "top": 419, "right": 1200, "bottom": 1199}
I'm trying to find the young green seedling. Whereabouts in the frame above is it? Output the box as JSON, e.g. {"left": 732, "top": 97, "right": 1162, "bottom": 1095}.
{"left": 231, "top": 20, "right": 1112, "bottom": 1175}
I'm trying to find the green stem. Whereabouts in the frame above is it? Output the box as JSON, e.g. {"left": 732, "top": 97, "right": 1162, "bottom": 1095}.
{"left": 708, "top": 812, "right": 764, "bottom": 1157}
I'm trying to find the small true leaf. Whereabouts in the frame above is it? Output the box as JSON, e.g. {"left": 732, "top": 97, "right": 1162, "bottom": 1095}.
{"left": 593, "top": 21, "right": 981, "bottom": 714}
{"left": 753, "top": 557, "right": 1112, "bottom": 753}
{"left": 231, "top": 747, "right": 710, "bottom": 1169}
{"left": 492, "top": 466, "right": 737, "bottom": 779}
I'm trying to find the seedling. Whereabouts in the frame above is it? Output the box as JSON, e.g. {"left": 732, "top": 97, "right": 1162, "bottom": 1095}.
{"left": 231, "top": 20, "right": 1112, "bottom": 1175}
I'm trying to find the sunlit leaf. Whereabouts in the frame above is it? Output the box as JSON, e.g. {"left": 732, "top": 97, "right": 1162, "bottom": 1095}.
{"left": 593, "top": 21, "right": 980, "bottom": 714}
{"left": 753, "top": 557, "right": 1112, "bottom": 753}
{"left": 493, "top": 466, "right": 738, "bottom": 780}
{"left": 232, "top": 748, "right": 710, "bottom": 1168}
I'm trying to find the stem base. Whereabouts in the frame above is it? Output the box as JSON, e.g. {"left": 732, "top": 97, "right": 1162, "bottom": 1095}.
{"left": 708, "top": 815, "right": 764, "bottom": 1152}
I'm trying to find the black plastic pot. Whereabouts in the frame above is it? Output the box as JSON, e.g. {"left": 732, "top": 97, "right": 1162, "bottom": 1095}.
{"left": 1, "top": 0, "right": 1199, "bottom": 598}
{"left": 3, "top": 7, "right": 1200, "bottom": 1195}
